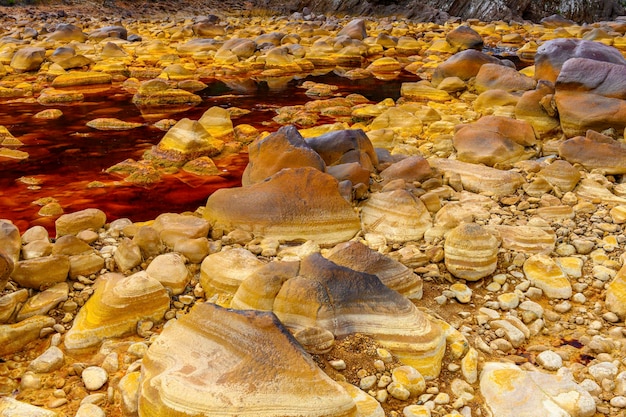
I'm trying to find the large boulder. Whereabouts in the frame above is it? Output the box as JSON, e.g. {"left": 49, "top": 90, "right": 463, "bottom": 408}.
{"left": 534, "top": 38, "right": 626, "bottom": 83}
{"left": 555, "top": 91, "right": 626, "bottom": 138}
{"left": 138, "top": 303, "right": 360, "bottom": 417}
{"left": 242, "top": 125, "right": 325, "bottom": 186}
{"left": 204, "top": 167, "right": 361, "bottom": 247}
{"left": 556, "top": 58, "right": 626, "bottom": 99}
{"left": 432, "top": 49, "right": 506, "bottom": 87}
{"left": 10, "top": 47, "right": 45, "bottom": 72}
{"left": 445, "top": 25, "right": 483, "bottom": 51}
{"left": 558, "top": 134, "right": 626, "bottom": 175}
{"left": 474, "top": 63, "right": 536, "bottom": 93}
{"left": 453, "top": 115, "right": 537, "bottom": 166}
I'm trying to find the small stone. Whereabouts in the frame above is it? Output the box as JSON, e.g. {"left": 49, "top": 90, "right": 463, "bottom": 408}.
{"left": 29, "top": 346, "right": 64, "bottom": 373}
{"left": 75, "top": 403, "right": 106, "bottom": 417}
{"left": 498, "top": 292, "right": 519, "bottom": 310}
{"left": 603, "top": 312, "right": 620, "bottom": 323}
{"left": 374, "top": 388, "right": 388, "bottom": 403}
{"left": 330, "top": 359, "right": 346, "bottom": 370}
{"left": 388, "top": 382, "right": 411, "bottom": 400}
{"left": 450, "top": 283, "right": 472, "bottom": 303}
{"left": 360, "top": 375, "right": 377, "bottom": 390}
{"left": 403, "top": 404, "right": 431, "bottom": 417}
{"left": 554, "top": 301, "right": 572, "bottom": 313}
{"left": 377, "top": 348, "right": 393, "bottom": 363}
{"left": 82, "top": 366, "right": 108, "bottom": 391}
{"left": 588, "top": 362, "right": 618, "bottom": 382}
{"left": 610, "top": 396, "right": 626, "bottom": 408}
{"left": 536, "top": 350, "right": 563, "bottom": 371}
{"left": 434, "top": 392, "right": 450, "bottom": 404}
{"left": 378, "top": 375, "right": 392, "bottom": 388}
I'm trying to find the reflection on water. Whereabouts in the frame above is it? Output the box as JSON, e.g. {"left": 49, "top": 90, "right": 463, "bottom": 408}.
{"left": 0, "top": 72, "right": 417, "bottom": 232}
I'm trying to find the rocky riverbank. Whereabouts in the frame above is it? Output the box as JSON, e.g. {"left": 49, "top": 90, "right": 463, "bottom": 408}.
{"left": 1, "top": 2, "right": 626, "bottom": 417}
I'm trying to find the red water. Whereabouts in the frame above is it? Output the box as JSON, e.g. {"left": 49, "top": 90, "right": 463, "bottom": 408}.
{"left": 0, "top": 73, "right": 414, "bottom": 233}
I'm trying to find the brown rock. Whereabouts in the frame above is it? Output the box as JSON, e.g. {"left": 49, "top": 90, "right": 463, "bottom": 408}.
{"left": 453, "top": 116, "right": 537, "bottom": 167}
{"left": 326, "top": 241, "right": 423, "bottom": 299}
{"left": 205, "top": 168, "right": 361, "bottom": 247}
{"left": 45, "top": 23, "right": 87, "bottom": 42}
{"left": 306, "top": 129, "right": 378, "bottom": 171}
{"left": 273, "top": 253, "right": 447, "bottom": 378}
{"left": 379, "top": 155, "right": 433, "bottom": 185}
{"left": 474, "top": 63, "right": 536, "bottom": 93}
{"left": 11, "top": 255, "right": 70, "bottom": 289}
{"left": 242, "top": 125, "right": 325, "bottom": 186}
{"left": 337, "top": 18, "right": 367, "bottom": 40}
{"left": 88, "top": 25, "right": 127, "bottom": 40}
{"left": 55, "top": 208, "right": 106, "bottom": 238}
{"left": 555, "top": 91, "right": 626, "bottom": 138}
{"left": 558, "top": 135, "right": 626, "bottom": 175}
{"left": 446, "top": 25, "right": 483, "bottom": 51}
{"left": 514, "top": 81, "right": 560, "bottom": 137}
{"left": 432, "top": 49, "right": 505, "bottom": 87}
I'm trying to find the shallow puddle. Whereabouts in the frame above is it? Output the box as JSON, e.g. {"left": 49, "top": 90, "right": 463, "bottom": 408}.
{"left": 0, "top": 72, "right": 419, "bottom": 232}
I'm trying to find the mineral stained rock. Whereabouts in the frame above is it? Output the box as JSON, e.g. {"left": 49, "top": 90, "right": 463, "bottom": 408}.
{"left": 139, "top": 303, "right": 359, "bottom": 417}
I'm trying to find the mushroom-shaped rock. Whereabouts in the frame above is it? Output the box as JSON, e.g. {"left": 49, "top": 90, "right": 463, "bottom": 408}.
{"left": 534, "top": 38, "right": 625, "bottom": 83}
{"left": 273, "top": 253, "right": 446, "bottom": 378}
{"left": 444, "top": 223, "right": 499, "bottom": 281}
{"left": 64, "top": 272, "right": 169, "bottom": 350}
{"left": 204, "top": 167, "right": 361, "bottom": 247}
{"left": 326, "top": 241, "right": 423, "bottom": 299}
{"left": 242, "top": 125, "right": 325, "bottom": 186}
{"left": 139, "top": 303, "right": 358, "bottom": 417}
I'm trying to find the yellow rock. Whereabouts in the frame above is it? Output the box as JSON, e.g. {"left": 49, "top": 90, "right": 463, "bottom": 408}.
{"left": 64, "top": 272, "right": 169, "bottom": 350}
{"left": 523, "top": 254, "right": 572, "bottom": 299}
{"left": 391, "top": 365, "right": 425, "bottom": 397}
{"left": 139, "top": 303, "right": 358, "bottom": 417}
{"left": 0, "top": 315, "right": 55, "bottom": 357}
{"left": 607, "top": 264, "right": 626, "bottom": 319}
{"left": 461, "top": 347, "right": 478, "bottom": 383}
{"left": 444, "top": 223, "right": 499, "bottom": 281}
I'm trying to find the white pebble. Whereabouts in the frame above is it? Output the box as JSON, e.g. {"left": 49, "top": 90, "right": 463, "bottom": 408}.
{"left": 536, "top": 350, "right": 563, "bottom": 371}
{"left": 610, "top": 396, "right": 626, "bottom": 408}
{"left": 82, "top": 366, "right": 108, "bottom": 391}
{"left": 75, "top": 403, "right": 106, "bottom": 417}
{"left": 329, "top": 359, "right": 346, "bottom": 370}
